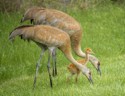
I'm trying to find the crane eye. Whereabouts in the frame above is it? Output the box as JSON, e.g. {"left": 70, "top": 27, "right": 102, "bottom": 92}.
{"left": 89, "top": 72, "right": 91, "bottom": 75}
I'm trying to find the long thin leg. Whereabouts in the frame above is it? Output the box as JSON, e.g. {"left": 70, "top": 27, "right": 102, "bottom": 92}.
{"left": 33, "top": 48, "right": 46, "bottom": 89}
{"left": 67, "top": 74, "right": 74, "bottom": 82}
{"left": 52, "top": 49, "right": 57, "bottom": 77}
{"left": 75, "top": 73, "right": 79, "bottom": 83}
{"left": 47, "top": 50, "right": 53, "bottom": 88}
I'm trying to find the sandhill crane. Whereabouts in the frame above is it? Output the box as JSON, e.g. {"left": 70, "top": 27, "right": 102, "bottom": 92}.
{"left": 67, "top": 48, "right": 94, "bottom": 83}
{"left": 9, "top": 25, "right": 93, "bottom": 88}
{"left": 20, "top": 7, "right": 101, "bottom": 76}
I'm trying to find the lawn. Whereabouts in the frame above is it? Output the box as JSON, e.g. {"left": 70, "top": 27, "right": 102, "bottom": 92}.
{"left": 0, "top": 3, "right": 125, "bottom": 96}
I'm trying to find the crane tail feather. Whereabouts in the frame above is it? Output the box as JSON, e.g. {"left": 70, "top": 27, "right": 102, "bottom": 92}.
{"left": 9, "top": 25, "right": 34, "bottom": 42}
{"left": 9, "top": 30, "right": 23, "bottom": 41}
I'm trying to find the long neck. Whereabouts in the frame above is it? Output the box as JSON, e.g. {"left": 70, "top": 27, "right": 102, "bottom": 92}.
{"left": 84, "top": 52, "right": 89, "bottom": 65}
{"left": 62, "top": 48, "right": 85, "bottom": 71}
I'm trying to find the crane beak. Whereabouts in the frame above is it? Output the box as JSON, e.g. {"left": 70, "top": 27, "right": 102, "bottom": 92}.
{"left": 91, "top": 51, "right": 95, "bottom": 55}
{"left": 88, "top": 75, "right": 94, "bottom": 84}
{"left": 97, "top": 62, "right": 101, "bottom": 76}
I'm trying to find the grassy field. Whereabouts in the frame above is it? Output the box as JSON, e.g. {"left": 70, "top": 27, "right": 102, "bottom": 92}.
{"left": 0, "top": 3, "right": 125, "bottom": 96}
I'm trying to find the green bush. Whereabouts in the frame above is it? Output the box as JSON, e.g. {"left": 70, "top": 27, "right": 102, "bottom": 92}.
{"left": 1, "top": 0, "right": 125, "bottom": 13}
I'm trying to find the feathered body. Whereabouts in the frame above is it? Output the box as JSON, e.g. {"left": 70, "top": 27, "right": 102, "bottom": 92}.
{"left": 67, "top": 48, "right": 93, "bottom": 82}
{"left": 10, "top": 25, "right": 69, "bottom": 48}
{"left": 22, "top": 7, "right": 81, "bottom": 36}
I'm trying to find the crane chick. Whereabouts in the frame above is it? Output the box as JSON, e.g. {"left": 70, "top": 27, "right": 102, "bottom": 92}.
{"left": 67, "top": 48, "right": 94, "bottom": 84}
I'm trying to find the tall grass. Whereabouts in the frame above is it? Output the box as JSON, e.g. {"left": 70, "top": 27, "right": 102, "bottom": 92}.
{"left": 0, "top": 3, "right": 125, "bottom": 96}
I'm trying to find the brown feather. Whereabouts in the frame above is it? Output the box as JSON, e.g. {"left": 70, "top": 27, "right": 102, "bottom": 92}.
{"left": 9, "top": 25, "right": 34, "bottom": 41}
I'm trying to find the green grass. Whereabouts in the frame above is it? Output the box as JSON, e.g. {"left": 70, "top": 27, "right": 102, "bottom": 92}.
{"left": 0, "top": 3, "right": 125, "bottom": 96}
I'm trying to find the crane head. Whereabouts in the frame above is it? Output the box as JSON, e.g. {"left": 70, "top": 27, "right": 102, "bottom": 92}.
{"left": 85, "top": 48, "right": 101, "bottom": 76}
{"left": 85, "top": 48, "right": 94, "bottom": 55}
{"left": 82, "top": 66, "right": 94, "bottom": 84}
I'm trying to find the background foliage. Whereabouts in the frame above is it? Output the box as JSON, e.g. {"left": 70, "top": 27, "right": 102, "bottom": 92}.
{"left": 0, "top": 0, "right": 125, "bottom": 12}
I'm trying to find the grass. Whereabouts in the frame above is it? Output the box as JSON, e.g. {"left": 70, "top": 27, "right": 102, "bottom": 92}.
{"left": 0, "top": 3, "right": 125, "bottom": 96}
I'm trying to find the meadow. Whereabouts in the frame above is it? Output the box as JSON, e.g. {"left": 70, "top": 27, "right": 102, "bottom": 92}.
{"left": 0, "top": 3, "right": 125, "bottom": 96}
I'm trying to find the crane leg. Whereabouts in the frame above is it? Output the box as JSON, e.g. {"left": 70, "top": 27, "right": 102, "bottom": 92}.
{"left": 67, "top": 74, "right": 74, "bottom": 82}
{"left": 75, "top": 74, "right": 79, "bottom": 83}
{"left": 52, "top": 49, "right": 57, "bottom": 77}
{"left": 33, "top": 48, "right": 46, "bottom": 89}
{"left": 47, "top": 51, "right": 53, "bottom": 88}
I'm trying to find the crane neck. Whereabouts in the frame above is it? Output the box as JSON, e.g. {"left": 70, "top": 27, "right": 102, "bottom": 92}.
{"left": 84, "top": 52, "right": 89, "bottom": 65}
{"left": 63, "top": 49, "right": 85, "bottom": 72}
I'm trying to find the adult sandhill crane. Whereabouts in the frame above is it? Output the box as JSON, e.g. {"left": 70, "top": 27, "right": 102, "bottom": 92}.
{"left": 9, "top": 25, "right": 93, "bottom": 88}
{"left": 67, "top": 48, "right": 94, "bottom": 83}
{"left": 20, "top": 7, "right": 101, "bottom": 76}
